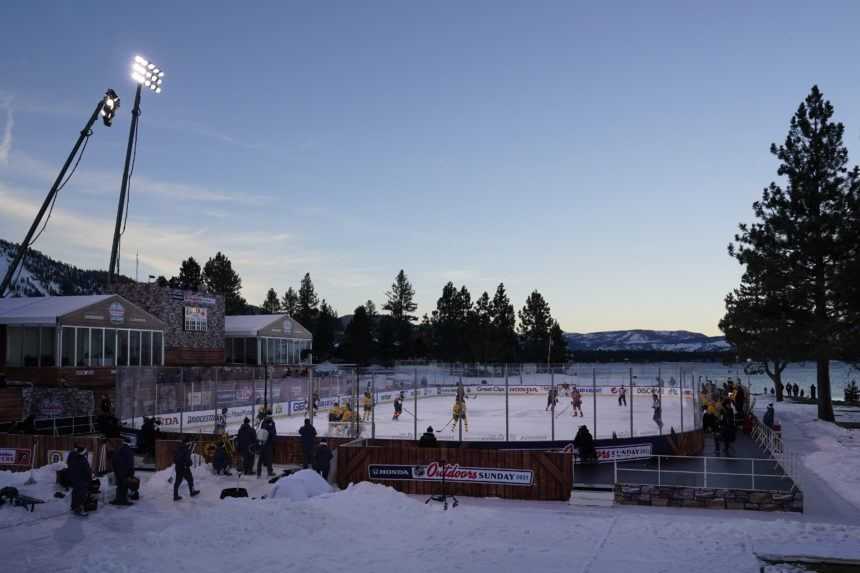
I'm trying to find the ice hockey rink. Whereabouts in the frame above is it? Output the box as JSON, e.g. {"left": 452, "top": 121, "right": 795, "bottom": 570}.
{"left": 220, "top": 389, "right": 697, "bottom": 442}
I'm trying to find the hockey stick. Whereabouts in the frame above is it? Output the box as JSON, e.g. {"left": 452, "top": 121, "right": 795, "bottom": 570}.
{"left": 401, "top": 406, "right": 415, "bottom": 418}
{"left": 438, "top": 417, "right": 455, "bottom": 432}
{"left": 555, "top": 404, "right": 570, "bottom": 418}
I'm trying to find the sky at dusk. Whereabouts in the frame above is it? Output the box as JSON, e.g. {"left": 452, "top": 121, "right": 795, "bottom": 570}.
{"left": 2, "top": 0, "right": 860, "bottom": 335}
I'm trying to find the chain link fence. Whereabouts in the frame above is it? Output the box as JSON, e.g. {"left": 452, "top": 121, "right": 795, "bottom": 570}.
{"left": 115, "top": 363, "right": 744, "bottom": 441}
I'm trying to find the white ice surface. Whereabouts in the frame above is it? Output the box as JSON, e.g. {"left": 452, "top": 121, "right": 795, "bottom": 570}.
{"left": 215, "top": 393, "right": 696, "bottom": 442}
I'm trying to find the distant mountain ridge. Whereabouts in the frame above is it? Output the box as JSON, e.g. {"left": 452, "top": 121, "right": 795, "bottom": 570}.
{"left": 0, "top": 239, "right": 130, "bottom": 297}
{"left": 564, "top": 329, "right": 731, "bottom": 353}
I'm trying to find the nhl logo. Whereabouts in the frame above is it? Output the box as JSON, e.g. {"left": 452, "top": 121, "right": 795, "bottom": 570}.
{"left": 413, "top": 465, "right": 426, "bottom": 478}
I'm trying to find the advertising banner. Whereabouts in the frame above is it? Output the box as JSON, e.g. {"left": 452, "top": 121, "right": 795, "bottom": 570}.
{"left": 368, "top": 461, "right": 534, "bottom": 486}
{"left": 593, "top": 443, "right": 652, "bottom": 463}
{"left": 0, "top": 448, "right": 32, "bottom": 467}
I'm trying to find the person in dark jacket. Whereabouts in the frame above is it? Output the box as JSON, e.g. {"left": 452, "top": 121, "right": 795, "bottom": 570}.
{"left": 733, "top": 384, "right": 746, "bottom": 416}
{"left": 66, "top": 445, "right": 92, "bottom": 516}
{"left": 110, "top": 439, "right": 135, "bottom": 506}
{"left": 257, "top": 414, "right": 277, "bottom": 478}
{"left": 418, "top": 426, "right": 438, "bottom": 447}
{"left": 140, "top": 417, "right": 158, "bottom": 459}
{"left": 236, "top": 417, "right": 256, "bottom": 475}
{"left": 810, "top": 385, "right": 817, "bottom": 401}
{"left": 173, "top": 437, "right": 200, "bottom": 501}
{"left": 314, "top": 440, "right": 333, "bottom": 480}
{"left": 573, "top": 425, "right": 597, "bottom": 462}
{"left": 762, "top": 404, "right": 775, "bottom": 429}
{"left": 720, "top": 405, "right": 736, "bottom": 456}
{"left": 299, "top": 418, "right": 317, "bottom": 469}
{"left": 213, "top": 442, "right": 232, "bottom": 476}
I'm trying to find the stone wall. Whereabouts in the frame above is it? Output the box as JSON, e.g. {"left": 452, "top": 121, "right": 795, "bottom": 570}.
{"left": 114, "top": 284, "right": 225, "bottom": 365}
{"left": 614, "top": 483, "right": 803, "bottom": 512}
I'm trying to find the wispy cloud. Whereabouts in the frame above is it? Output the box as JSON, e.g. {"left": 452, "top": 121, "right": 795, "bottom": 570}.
{"left": 2, "top": 151, "right": 267, "bottom": 206}
{"left": 0, "top": 96, "right": 13, "bottom": 164}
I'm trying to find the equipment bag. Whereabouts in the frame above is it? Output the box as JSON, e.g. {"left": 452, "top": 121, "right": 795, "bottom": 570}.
{"left": 219, "top": 487, "right": 248, "bottom": 500}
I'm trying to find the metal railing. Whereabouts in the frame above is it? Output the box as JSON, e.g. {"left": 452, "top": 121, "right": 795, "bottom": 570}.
{"left": 750, "top": 415, "right": 803, "bottom": 490}
{"left": 614, "top": 454, "right": 794, "bottom": 492}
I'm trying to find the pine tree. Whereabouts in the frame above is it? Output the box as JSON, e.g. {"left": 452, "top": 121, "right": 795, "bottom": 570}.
{"left": 202, "top": 252, "right": 246, "bottom": 315}
{"left": 297, "top": 273, "right": 319, "bottom": 329}
{"left": 313, "top": 300, "right": 338, "bottom": 361}
{"left": 548, "top": 321, "right": 568, "bottom": 363}
{"left": 720, "top": 270, "right": 806, "bottom": 401}
{"left": 344, "top": 305, "right": 373, "bottom": 365}
{"left": 262, "top": 288, "right": 281, "bottom": 313}
{"left": 490, "top": 283, "right": 517, "bottom": 362}
{"left": 518, "top": 290, "right": 553, "bottom": 363}
{"left": 729, "top": 86, "right": 860, "bottom": 421}
{"left": 383, "top": 270, "right": 417, "bottom": 357}
{"left": 281, "top": 287, "right": 298, "bottom": 316}
{"left": 468, "top": 291, "right": 493, "bottom": 363}
{"left": 365, "top": 300, "right": 377, "bottom": 318}
{"left": 177, "top": 257, "right": 203, "bottom": 291}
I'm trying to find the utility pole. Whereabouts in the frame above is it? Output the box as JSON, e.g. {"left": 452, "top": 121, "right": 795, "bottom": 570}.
{"left": 0, "top": 91, "right": 118, "bottom": 297}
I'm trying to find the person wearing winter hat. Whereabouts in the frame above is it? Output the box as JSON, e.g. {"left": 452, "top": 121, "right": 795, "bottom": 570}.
{"left": 418, "top": 426, "right": 438, "bottom": 447}
{"left": 173, "top": 436, "right": 200, "bottom": 501}
{"left": 67, "top": 445, "right": 92, "bottom": 516}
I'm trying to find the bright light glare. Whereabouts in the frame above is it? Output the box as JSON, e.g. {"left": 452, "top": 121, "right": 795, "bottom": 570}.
{"left": 131, "top": 73, "right": 145, "bottom": 83}
{"left": 134, "top": 55, "right": 148, "bottom": 66}
{"left": 131, "top": 55, "right": 164, "bottom": 93}
{"left": 155, "top": 88, "right": 161, "bottom": 93}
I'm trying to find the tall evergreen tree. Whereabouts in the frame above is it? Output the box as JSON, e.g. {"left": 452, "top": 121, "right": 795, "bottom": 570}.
{"left": 518, "top": 290, "right": 553, "bottom": 363}
{"left": 313, "top": 300, "right": 338, "bottom": 361}
{"left": 344, "top": 305, "right": 373, "bottom": 365}
{"left": 490, "top": 283, "right": 518, "bottom": 362}
{"left": 720, "top": 270, "right": 806, "bottom": 401}
{"left": 467, "top": 291, "right": 493, "bottom": 362}
{"left": 202, "top": 252, "right": 246, "bottom": 315}
{"left": 177, "top": 257, "right": 203, "bottom": 291}
{"left": 262, "top": 288, "right": 281, "bottom": 313}
{"left": 729, "top": 86, "right": 860, "bottom": 421}
{"left": 383, "top": 270, "right": 418, "bottom": 357}
{"left": 281, "top": 287, "right": 299, "bottom": 316}
{"left": 297, "top": 273, "right": 319, "bottom": 329}
{"left": 548, "top": 320, "right": 568, "bottom": 363}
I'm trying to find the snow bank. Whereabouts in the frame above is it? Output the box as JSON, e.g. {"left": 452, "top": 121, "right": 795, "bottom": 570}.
{"left": 269, "top": 469, "right": 333, "bottom": 501}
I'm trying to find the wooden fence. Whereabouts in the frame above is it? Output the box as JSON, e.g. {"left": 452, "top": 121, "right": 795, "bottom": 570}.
{"left": 154, "top": 434, "right": 352, "bottom": 470}
{"left": 337, "top": 443, "right": 573, "bottom": 501}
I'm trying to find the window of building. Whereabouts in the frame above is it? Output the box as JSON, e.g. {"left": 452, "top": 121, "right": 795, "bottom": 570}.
{"left": 104, "top": 329, "right": 116, "bottom": 367}
{"left": 91, "top": 328, "right": 104, "bottom": 367}
{"left": 184, "top": 306, "right": 208, "bottom": 332}
{"left": 244, "top": 337, "right": 257, "bottom": 365}
{"left": 61, "top": 327, "right": 75, "bottom": 366}
{"left": 130, "top": 331, "right": 141, "bottom": 366}
{"left": 40, "top": 328, "right": 56, "bottom": 367}
{"left": 117, "top": 330, "right": 129, "bottom": 366}
{"left": 261, "top": 337, "right": 268, "bottom": 364}
{"left": 153, "top": 332, "right": 163, "bottom": 365}
{"left": 19, "top": 327, "right": 39, "bottom": 367}
{"left": 142, "top": 331, "right": 152, "bottom": 366}
{"left": 76, "top": 327, "right": 90, "bottom": 367}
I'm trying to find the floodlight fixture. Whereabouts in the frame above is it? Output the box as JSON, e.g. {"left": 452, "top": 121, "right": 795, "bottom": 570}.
{"left": 130, "top": 54, "right": 164, "bottom": 94}
{"left": 100, "top": 89, "right": 120, "bottom": 127}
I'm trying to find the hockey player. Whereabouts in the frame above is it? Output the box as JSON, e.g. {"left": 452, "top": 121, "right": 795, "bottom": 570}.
{"left": 570, "top": 387, "right": 583, "bottom": 417}
{"left": 329, "top": 402, "right": 343, "bottom": 422}
{"left": 341, "top": 402, "right": 354, "bottom": 423}
{"left": 213, "top": 408, "right": 228, "bottom": 435}
{"left": 618, "top": 386, "right": 627, "bottom": 407}
{"left": 455, "top": 382, "right": 466, "bottom": 403}
{"left": 361, "top": 391, "right": 373, "bottom": 422}
{"left": 452, "top": 399, "right": 468, "bottom": 432}
{"left": 546, "top": 386, "right": 559, "bottom": 412}
{"left": 393, "top": 395, "right": 403, "bottom": 421}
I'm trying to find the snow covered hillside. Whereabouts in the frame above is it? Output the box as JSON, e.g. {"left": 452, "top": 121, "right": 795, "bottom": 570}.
{"left": 0, "top": 238, "right": 126, "bottom": 296}
{"left": 565, "top": 329, "right": 732, "bottom": 352}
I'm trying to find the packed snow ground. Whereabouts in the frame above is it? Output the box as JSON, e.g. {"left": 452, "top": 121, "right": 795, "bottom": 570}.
{"left": 761, "top": 401, "right": 860, "bottom": 515}
{"left": 216, "top": 393, "right": 696, "bottom": 441}
{"left": 2, "top": 461, "right": 860, "bottom": 573}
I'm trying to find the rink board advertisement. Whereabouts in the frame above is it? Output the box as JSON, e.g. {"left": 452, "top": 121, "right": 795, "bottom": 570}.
{"left": 593, "top": 443, "right": 652, "bottom": 463}
{"left": 0, "top": 448, "right": 33, "bottom": 467}
{"left": 367, "top": 462, "right": 534, "bottom": 486}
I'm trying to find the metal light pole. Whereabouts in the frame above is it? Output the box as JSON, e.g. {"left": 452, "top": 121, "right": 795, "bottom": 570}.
{"left": 108, "top": 55, "right": 163, "bottom": 285}
{"left": 1, "top": 90, "right": 119, "bottom": 297}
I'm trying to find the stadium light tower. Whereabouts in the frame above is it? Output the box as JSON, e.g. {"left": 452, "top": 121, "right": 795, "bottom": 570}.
{"left": 0, "top": 89, "right": 120, "bottom": 297}
{"left": 108, "top": 55, "right": 164, "bottom": 285}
